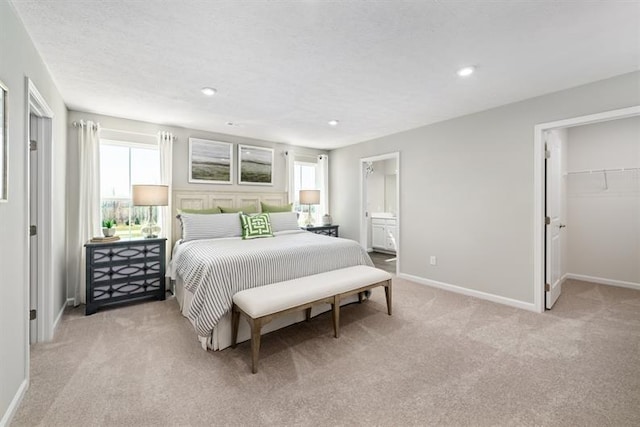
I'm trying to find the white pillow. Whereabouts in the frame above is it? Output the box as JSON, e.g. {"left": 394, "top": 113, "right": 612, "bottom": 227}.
{"left": 179, "top": 213, "right": 242, "bottom": 242}
{"left": 269, "top": 212, "right": 301, "bottom": 233}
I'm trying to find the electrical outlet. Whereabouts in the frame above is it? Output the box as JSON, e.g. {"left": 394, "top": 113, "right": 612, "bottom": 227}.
{"left": 430, "top": 256, "right": 437, "bottom": 266}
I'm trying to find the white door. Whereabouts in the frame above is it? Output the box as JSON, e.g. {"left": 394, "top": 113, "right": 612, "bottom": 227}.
{"left": 545, "top": 130, "right": 564, "bottom": 309}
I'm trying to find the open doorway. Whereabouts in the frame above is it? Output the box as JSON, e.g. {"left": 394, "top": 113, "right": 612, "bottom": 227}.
{"left": 534, "top": 106, "right": 640, "bottom": 312}
{"left": 26, "top": 78, "right": 55, "bottom": 344}
{"left": 360, "top": 152, "right": 400, "bottom": 275}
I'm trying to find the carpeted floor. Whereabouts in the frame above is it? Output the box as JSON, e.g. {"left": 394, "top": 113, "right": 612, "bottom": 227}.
{"left": 13, "top": 278, "right": 640, "bottom": 426}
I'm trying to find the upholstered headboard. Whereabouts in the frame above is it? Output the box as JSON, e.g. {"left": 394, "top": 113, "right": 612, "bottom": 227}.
{"left": 171, "top": 190, "right": 288, "bottom": 244}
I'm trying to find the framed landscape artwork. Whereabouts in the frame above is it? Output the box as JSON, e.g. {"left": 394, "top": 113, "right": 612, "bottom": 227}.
{"left": 189, "top": 138, "right": 233, "bottom": 184}
{"left": 238, "top": 144, "right": 274, "bottom": 185}
{"left": 0, "top": 79, "right": 7, "bottom": 202}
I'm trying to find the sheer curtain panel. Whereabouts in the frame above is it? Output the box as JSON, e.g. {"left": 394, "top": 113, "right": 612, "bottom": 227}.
{"left": 70, "top": 121, "right": 101, "bottom": 305}
{"left": 158, "top": 131, "right": 173, "bottom": 263}
{"left": 318, "top": 154, "right": 329, "bottom": 217}
{"left": 285, "top": 150, "right": 295, "bottom": 204}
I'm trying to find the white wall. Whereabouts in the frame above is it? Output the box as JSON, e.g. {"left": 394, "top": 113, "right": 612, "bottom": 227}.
{"left": 330, "top": 71, "right": 640, "bottom": 305}
{"left": 0, "top": 0, "right": 68, "bottom": 424}
{"left": 566, "top": 116, "right": 640, "bottom": 284}
{"left": 66, "top": 110, "right": 326, "bottom": 297}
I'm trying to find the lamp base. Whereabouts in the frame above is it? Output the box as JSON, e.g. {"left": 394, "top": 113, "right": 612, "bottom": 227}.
{"left": 141, "top": 220, "right": 161, "bottom": 239}
{"left": 305, "top": 204, "right": 314, "bottom": 227}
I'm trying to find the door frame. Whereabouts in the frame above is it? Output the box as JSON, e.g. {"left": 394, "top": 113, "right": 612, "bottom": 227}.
{"left": 24, "top": 78, "right": 55, "bottom": 351}
{"left": 359, "top": 152, "right": 400, "bottom": 274}
{"left": 533, "top": 105, "right": 640, "bottom": 313}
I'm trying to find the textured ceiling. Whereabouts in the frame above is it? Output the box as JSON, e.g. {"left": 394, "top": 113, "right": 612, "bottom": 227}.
{"left": 10, "top": 0, "right": 640, "bottom": 149}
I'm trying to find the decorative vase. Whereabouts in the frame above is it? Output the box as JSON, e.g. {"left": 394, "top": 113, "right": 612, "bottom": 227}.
{"left": 102, "top": 227, "right": 116, "bottom": 237}
{"left": 322, "top": 214, "right": 332, "bottom": 226}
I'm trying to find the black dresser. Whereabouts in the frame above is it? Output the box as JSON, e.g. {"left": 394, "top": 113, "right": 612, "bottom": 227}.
{"left": 85, "top": 238, "right": 166, "bottom": 315}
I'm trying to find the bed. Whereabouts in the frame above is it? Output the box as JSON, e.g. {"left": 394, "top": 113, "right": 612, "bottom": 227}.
{"left": 168, "top": 196, "right": 374, "bottom": 350}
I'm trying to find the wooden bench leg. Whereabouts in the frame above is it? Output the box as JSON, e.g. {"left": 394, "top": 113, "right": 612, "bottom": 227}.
{"left": 305, "top": 307, "right": 312, "bottom": 321}
{"left": 332, "top": 295, "right": 341, "bottom": 338}
{"left": 231, "top": 307, "right": 240, "bottom": 348}
{"left": 250, "top": 318, "right": 262, "bottom": 374}
{"left": 384, "top": 280, "right": 392, "bottom": 316}
{"left": 358, "top": 292, "right": 363, "bottom": 303}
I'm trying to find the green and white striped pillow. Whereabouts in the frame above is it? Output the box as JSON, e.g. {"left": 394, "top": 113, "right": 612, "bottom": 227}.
{"left": 239, "top": 213, "right": 274, "bottom": 239}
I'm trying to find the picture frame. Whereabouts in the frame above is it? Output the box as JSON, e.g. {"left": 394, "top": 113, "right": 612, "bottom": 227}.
{"left": 188, "top": 138, "right": 233, "bottom": 184}
{"left": 238, "top": 144, "right": 274, "bottom": 186}
{"left": 0, "top": 79, "right": 7, "bottom": 202}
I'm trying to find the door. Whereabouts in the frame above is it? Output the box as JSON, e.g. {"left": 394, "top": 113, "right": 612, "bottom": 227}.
{"left": 29, "top": 114, "right": 38, "bottom": 343}
{"left": 545, "top": 130, "right": 564, "bottom": 309}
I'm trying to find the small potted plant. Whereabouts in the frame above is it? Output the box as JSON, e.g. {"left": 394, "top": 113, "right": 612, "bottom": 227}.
{"left": 102, "top": 219, "right": 117, "bottom": 237}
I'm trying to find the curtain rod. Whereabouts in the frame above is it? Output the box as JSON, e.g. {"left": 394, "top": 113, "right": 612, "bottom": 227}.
{"left": 72, "top": 121, "right": 176, "bottom": 140}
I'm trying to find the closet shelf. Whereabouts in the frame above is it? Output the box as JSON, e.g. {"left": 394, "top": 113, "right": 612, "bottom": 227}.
{"left": 564, "top": 167, "right": 639, "bottom": 191}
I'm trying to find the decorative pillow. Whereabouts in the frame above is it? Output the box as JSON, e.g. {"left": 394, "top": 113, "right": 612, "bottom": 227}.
{"left": 177, "top": 207, "right": 222, "bottom": 214}
{"left": 239, "top": 213, "right": 274, "bottom": 239}
{"left": 269, "top": 212, "right": 301, "bottom": 232}
{"left": 179, "top": 213, "right": 242, "bottom": 242}
{"left": 220, "top": 205, "right": 258, "bottom": 214}
{"left": 260, "top": 202, "right": 293, "bottom": 213}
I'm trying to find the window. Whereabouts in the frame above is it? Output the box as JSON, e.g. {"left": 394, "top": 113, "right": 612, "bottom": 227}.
{"left": 100, "top": 139, "right": 159, "bottom": 238}
{"left": 294, "top": 160, "right": 319, "bottom": 225}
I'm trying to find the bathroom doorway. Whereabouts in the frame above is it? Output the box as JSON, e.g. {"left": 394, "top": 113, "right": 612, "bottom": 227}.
{"left": 360, "top": 152, "right": 400, "bottom": 275}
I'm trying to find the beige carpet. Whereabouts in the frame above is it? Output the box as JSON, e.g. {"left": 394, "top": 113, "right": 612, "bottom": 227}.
{"left": 13, "top": 278, "right": 640, "bottom": 426}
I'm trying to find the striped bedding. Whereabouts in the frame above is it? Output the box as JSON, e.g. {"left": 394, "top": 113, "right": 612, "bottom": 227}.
{"left": 170, "top": 230, "right": 374, "bottom": 338}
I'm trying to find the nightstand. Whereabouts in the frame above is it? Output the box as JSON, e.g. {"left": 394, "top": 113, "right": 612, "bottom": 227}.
{"left": 302, "top": 225, "right": 339, "bottom": 237}
{"left": 84, "top": 237, "right": 167, "bottom": 315}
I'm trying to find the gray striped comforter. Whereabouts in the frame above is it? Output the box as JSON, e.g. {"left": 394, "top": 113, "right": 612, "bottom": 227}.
{"left": 172, "top": 230, "right": 374, "bottom": 337}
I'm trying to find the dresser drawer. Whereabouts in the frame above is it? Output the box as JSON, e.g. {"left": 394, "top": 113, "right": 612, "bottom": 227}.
{"left": 90, "top": 242, "right": 162, "bottom": 265}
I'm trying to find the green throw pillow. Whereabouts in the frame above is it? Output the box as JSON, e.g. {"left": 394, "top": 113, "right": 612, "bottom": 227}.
{"left": 177, "top": 207, "right": 222, "bottom": 214}
{"left": 240, "top": 213, "right": 273, "bottom": 239}
{"left": 260, "top": 202, "right": 293, "bottom": 213}
{"left": 220, "top": 205, "right": 258, "bottom": 214}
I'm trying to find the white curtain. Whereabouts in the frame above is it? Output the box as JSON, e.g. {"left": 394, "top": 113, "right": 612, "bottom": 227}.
{"left": 72, "top": 121, "right": 101, "bottom": 305}
{"left": 285, "top": 150, "right": 295, "bottom": 204}
{"left": 318, "top": 154, "right": 329, "bottom": 217}
{"left": 158, "top": 131, "right": 173, "bottom": 264}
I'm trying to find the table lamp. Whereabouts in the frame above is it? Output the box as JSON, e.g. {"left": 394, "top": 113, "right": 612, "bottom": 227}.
{"left": 132, "top": 184, "right": 169, "bottom": 238}
{"left": 299, "top": 189, "right": 320, "bottom": 227}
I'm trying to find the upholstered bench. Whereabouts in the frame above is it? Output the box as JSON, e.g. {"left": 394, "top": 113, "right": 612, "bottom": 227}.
{"left": 231, "top": 265, "right": 392, "bottom": 373}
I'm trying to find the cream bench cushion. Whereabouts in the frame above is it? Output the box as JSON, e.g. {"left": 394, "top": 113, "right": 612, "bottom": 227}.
{"left": 232, "top": 265, "right": 393, "bottom": 373}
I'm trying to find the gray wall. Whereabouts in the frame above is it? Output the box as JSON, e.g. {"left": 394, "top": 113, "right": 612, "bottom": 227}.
{"left": 0, "top": 0, "right": 68, "bottom": 422}
{"left": 66, "top": 110, "right": 326, "bottom": 297}
{"left": 330, "top": 71, "right": 640, "bottom": 305}
{"left": 567, "top": 116, "right": 640, "bottom": 283}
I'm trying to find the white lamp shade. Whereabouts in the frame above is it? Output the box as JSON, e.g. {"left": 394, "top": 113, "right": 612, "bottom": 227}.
{"left": 299, "top": 189, "right": 320, "bottom": 205}
{"left": 132, "top": 184, "right": 169, "bottom": 206}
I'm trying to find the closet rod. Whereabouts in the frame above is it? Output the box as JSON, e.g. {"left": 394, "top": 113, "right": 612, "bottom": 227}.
{"left": 566, "top": 167, "right": 640, "bottom": 175}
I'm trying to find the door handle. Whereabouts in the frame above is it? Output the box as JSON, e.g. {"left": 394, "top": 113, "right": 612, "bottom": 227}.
{"left": 559, "top": 224, "right": 566, "bottom": 229}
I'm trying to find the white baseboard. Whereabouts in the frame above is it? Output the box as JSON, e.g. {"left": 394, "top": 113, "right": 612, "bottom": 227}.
{"left": 565, "top": 273, "right": 640, "bottom": 291}
{"left": 0, "top": 379, "right": 28, "bottom": 427}
{"left": 52, "top": 301, "right": 67, "bottom": 333}
{"left": 398, "top": 273, "right": 539, "bottom": 313}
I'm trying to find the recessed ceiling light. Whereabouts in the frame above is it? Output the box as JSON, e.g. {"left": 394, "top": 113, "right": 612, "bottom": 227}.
{"left": 457, "top": 66, "right": 475, "bottom": 77}
{"left": 328, "top": 119, "right": 339, "bottom": 126}
{"left": 201, "top": 87, "right": 217, "bottom": 96}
